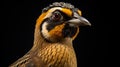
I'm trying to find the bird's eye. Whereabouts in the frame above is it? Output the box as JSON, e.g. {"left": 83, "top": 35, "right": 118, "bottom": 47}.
{"left": 52, "top": 11, "right": 62, "bottom": 21}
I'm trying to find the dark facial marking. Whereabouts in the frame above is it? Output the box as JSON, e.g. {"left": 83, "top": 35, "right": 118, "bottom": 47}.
{"left": 62, "top": 24, "right": 77, "bottom": 38}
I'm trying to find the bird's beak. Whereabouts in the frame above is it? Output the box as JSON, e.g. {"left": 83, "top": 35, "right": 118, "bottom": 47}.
{"left": 68, "top": 16, "right": 91, "bottom": 26}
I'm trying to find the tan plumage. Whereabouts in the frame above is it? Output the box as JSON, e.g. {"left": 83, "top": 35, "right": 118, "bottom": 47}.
{"left": 9, "top": 2, "right": 91, "bottom": 67}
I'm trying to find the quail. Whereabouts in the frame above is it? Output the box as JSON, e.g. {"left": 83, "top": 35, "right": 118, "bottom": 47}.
{"left": 9, "top": 2, "right": 91, "bottom": 67}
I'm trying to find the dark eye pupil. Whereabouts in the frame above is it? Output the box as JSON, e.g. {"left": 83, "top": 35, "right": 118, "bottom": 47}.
{"left": 52, "top": 13, "right": 61, "bottom": 21}
{"left": 54, "top": 14, "right": 59, "bottom": 19}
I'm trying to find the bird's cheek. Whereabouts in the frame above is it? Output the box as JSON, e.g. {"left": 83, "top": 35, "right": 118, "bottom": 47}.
{"left": 48, "top": 23, "right": 65, "bottom": 38}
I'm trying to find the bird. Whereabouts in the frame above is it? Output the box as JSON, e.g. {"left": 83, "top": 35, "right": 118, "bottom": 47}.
{"left": 9, "top": 2, "right": 91, "bottom": 67}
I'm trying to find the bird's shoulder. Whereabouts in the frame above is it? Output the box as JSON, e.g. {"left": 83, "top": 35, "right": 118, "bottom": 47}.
{"left": 9, "top": 53, "right": 48, "bottom": 67}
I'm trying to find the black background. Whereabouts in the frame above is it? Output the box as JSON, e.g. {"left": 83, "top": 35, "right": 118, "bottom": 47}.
{"left": 2, "top": 0, "right": 111, "bottom": 67}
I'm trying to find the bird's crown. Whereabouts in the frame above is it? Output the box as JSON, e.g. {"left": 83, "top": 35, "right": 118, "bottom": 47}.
{"left": 42, "top": 2, "right": 75, "bottom": 12}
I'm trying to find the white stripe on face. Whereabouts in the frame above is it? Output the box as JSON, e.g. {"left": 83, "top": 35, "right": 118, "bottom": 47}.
{"left": 41, "top": 22, "right": 49, "bottom": 39}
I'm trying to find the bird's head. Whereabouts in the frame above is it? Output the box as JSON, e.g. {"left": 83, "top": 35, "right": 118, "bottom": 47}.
{"left": 35, "top": 2, "right": 91, "bottom": 42}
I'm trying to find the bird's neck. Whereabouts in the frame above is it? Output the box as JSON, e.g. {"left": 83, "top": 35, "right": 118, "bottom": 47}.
{"left": 29, "top": 28, "right": 73, "bottom": 54}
